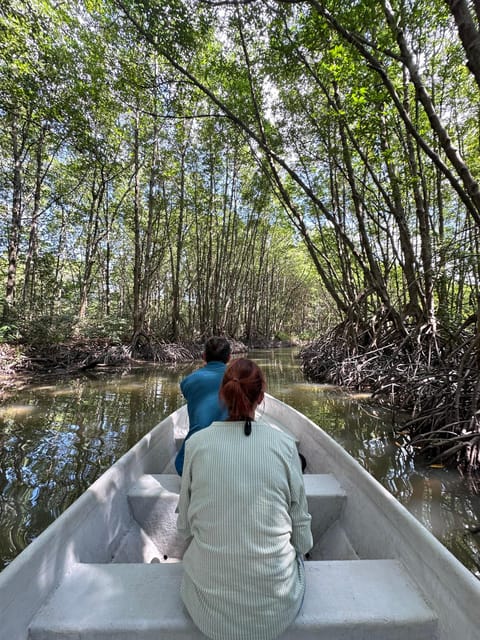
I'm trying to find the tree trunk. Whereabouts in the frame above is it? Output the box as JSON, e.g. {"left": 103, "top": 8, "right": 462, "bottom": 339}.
{"left": 23, "top": 128, "right": 46, "bottom": 307}
{"left": 3, "top": 115, "right": 25, "bottom": 318}
{"left": 446, "top": 0, "right": 480, "bottom": 92}
{"left": 77, "top": 167, "right": 107, "bottom": 323}
{"left": 132, "top": 108, "right": 143, "bottom": 338}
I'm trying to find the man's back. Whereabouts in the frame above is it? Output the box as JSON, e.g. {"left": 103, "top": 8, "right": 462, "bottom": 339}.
{"left": 175, "top": 355, "right": 229, "bottom": 475}
{"left": 181, "top": 361, "right": 228, "bottom": 432}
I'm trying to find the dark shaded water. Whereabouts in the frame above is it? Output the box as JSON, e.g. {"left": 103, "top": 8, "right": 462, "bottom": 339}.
{"left": 1, "top": 348, "right": 479, "bottom": 577}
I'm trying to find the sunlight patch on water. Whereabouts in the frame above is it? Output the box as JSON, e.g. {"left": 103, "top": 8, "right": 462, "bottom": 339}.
{"left": 348, "top": 392, "right": 373, "bottom": 400}
{"left": 50, "top": 388, "right": 82, "bottom": 397}
{"left": 28, "top": 385, "right": 79, "bottom": 398}
{"left": 291, "top": 382, "right": 342, "bottom": 393}
{"left": 111, "top": 382, "right": 146, "bottom": 392}
{"left": 0, "top": 404, "right": 38, "bottom": 418}
{"left": 29, "top": 384, "right": 61, "bottom": 393}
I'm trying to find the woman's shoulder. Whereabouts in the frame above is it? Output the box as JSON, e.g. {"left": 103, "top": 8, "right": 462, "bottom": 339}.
{"left": 255, "top": 421, "right": 298, "bottom": 445}
{"left": 186, "top": 421, "right": 226, "bottom": 445}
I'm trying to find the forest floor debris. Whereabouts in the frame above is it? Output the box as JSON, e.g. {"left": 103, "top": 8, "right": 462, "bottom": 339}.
{"left": 0, "top": 338, "right": 253, "bottom": 399}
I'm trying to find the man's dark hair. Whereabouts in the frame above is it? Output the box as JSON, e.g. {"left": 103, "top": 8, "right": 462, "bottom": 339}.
{"left": 204, "top": 336, "right": 231, "bottom": 363}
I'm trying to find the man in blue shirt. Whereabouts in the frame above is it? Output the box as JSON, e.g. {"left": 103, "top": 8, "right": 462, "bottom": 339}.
{"left": 175, "top": 337, "right": 231, "bottom": 476}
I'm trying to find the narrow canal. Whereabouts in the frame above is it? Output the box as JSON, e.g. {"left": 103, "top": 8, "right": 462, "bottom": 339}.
{"left": 0, "top": 348, "right": 479, "bottom": 577}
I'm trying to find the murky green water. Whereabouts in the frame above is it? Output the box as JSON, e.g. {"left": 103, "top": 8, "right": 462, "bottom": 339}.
{"left": 1, "top": 348, "right": 479, "bottom": 577}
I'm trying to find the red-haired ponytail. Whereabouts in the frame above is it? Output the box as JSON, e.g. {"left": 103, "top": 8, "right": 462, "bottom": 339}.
{"left": 220, "top": 359, "right": 266, "bottom": 435}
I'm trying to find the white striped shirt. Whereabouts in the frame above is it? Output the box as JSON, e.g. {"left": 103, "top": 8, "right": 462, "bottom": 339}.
{"left": 177, "top": 420, "right": 313, "bottom": 640}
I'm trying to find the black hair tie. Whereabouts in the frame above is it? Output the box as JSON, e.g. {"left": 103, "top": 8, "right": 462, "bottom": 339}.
{"left": 244, "top": 417, "right": 252, "bottom": 436}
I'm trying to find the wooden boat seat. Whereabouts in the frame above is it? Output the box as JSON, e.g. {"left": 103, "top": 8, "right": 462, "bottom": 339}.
{"left": 126, "top": 474, "right": 347, "bottom": 561}
{"left": 28, "top": 559, "right": 438, "bottom": 640}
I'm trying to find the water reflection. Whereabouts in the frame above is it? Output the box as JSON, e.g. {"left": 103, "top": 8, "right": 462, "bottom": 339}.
{"left": 0, "top": 368, "right": 185, "bottom": 569}
{"left": 0, "top": 348, "right": 479, "bottom": 578}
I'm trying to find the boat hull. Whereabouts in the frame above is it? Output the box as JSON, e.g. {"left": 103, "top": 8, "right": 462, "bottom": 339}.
{"left": 0, "top": 394, "right": 479, "bottom": 640}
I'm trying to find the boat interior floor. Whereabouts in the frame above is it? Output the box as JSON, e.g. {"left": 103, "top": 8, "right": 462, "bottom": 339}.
{"left": 28, "top": 470, "right": 439, "bottom": 640}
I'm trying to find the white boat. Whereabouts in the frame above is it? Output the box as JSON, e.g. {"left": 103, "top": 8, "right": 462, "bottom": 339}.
{"left": 1, "top": 394, "right": 479, "bottom": 640}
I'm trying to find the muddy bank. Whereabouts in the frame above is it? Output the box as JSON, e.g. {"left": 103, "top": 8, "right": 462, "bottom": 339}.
{"left": 0, "top": 337, "right": 295, "bottom": 401}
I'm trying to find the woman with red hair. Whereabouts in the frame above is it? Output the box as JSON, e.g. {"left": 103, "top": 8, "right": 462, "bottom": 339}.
{"left": 177, "top": 358, "right": 312, "bottom": 640}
